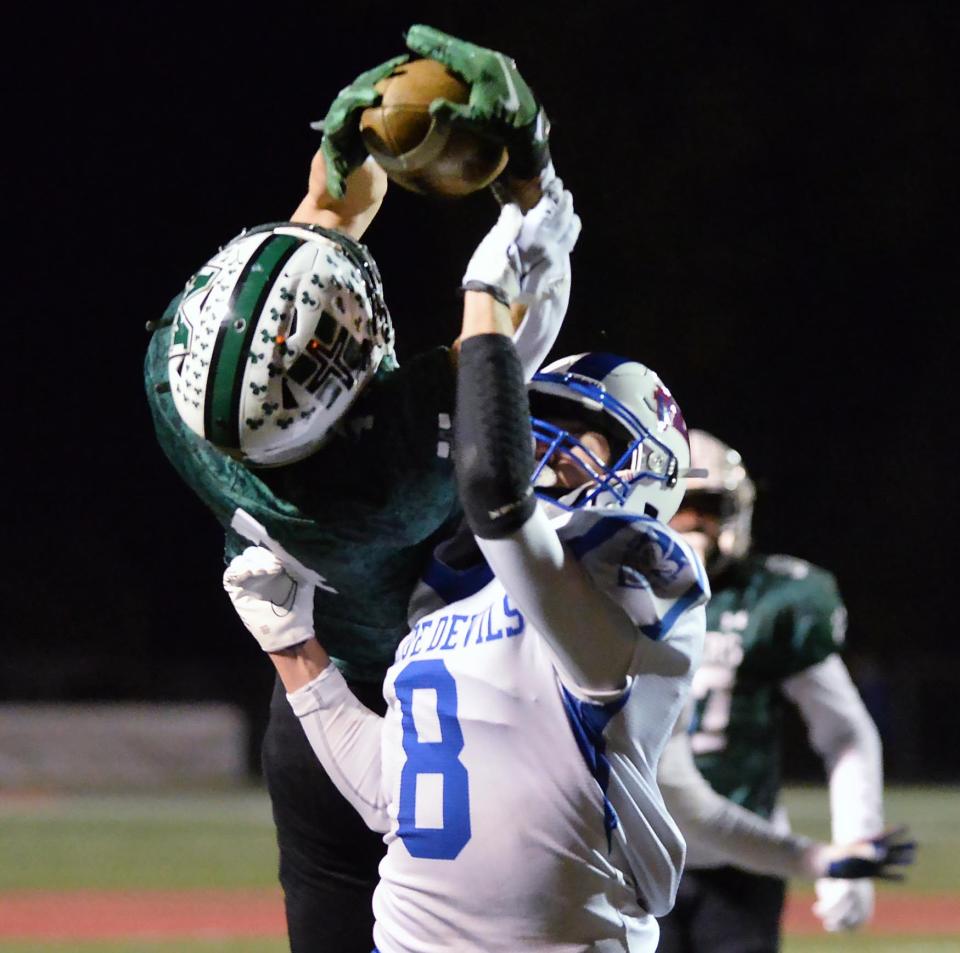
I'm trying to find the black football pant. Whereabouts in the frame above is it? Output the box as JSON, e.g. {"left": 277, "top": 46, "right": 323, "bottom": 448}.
{"left": 656, "top": 866, "right": 786, "bottom": 953}
{"left": 262, "top": 673, "right": 387, "bottom": 953}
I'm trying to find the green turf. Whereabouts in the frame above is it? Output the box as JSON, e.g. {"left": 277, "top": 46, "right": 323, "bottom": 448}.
{"left": 784, "top": 938, "right": 959, "bottom": 953}
{"left": 0, "top": 784, "right": 956, "bottom": 953}
{"left": 779, "top": 784, "right": 959, "bottom": 894}
{"left": 0, "top": 790, "right": 278, "bottom": 890}
{"left": 8, "top": 786, "right": 953, "bottom": 893}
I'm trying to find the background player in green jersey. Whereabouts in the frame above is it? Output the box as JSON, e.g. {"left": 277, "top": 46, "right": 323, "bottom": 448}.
{"left": 655, "top": 429, "right": 890, "bottom": 952}
{"left": 144, "top": 26, "right": 570, "bottom": 953}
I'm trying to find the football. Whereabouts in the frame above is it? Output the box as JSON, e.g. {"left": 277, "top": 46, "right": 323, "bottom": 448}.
{"left": 359, "top": 58, "right": 508, "bottom": 198}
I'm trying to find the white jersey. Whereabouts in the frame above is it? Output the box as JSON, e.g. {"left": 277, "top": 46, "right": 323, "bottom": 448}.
{"left": 289, "top": 510, "right": 707, "bottom": 953}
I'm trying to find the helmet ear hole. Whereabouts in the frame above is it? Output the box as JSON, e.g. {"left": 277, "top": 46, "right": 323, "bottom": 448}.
{"left": 281, "top": 379, "right": 299, "bottom": 410}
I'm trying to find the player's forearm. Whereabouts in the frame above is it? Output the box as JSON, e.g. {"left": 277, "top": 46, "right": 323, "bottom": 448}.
{"left": 783, "top": 655, "right": 884, "bottom": 841}
{"left": 460, "top": 289, "right": 515, "bottom": 338}
{"left": 286, "top": 663, "right": 391, "bottom": 833}
{"left": 661, "top": 777, "right": 816, "bottom": 879}
{"left": 679, "top": 797, "right": 817, "bottom": 879}
{"left": 450, "top": 289, "right": 518, "bottom": 366}
{"left": 454, "top": 330, "right": 537, "bottom": 541}
{"left": 268, "top": 637, "right": 333, "bottom": 692}
{"left": 291, "top": 153, "right": 387, "bottom": 239}
{"left": 826, "top": 730, "right": 884, "bottom": 843}
{"left": 451, "top": 298, "right": 531, "bottom": 366}
{"left": 657, "top": 721, "right": 819, "bottom": 879}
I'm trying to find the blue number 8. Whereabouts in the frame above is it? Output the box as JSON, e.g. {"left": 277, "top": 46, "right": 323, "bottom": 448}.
{"left": 394, "top": 659, "right": 471, "bottom": 859}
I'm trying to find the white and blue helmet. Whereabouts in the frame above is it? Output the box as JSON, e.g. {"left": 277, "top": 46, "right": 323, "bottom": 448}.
{"left": 168, "top": 222, "right": 395, "bottom": 467}
{"left": 528, "top": 352, "right": 693, "bottom": 523}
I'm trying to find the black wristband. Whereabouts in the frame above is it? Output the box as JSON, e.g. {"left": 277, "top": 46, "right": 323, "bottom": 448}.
{"left": 460, "top": 280, "right": 511, "bottom": 308}
{"left": 455, "top": 335, "right": 537, "bottom": 539}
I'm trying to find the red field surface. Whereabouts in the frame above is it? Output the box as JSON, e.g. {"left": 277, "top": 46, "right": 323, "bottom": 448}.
{"left": 0, "top": 890, "right": 284, "bottom": 940}
{"left": 783, "top": 893, "right": 960, "bottom": 936}
{"left": 1, "top": 889, "right": 957, "bottom": 940}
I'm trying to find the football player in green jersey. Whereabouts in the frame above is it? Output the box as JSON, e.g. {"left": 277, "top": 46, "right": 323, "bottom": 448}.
{"left": 656, "top": 429, "right": 895, "bottom": 952}
{"left": 144, "top": 26, "right": 570, "bottom": 953}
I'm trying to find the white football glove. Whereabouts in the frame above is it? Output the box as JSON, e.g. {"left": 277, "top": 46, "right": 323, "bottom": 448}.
{"left": 223, "top": 546, "right": 316, "bottom": 652}
{"left": 461, "top": 202, "right": 524, "bottom": 305}
{"left": 813, "top": 878, "right": 874, "bottom": 932}
{"left": 514, "top": 171, "right": 582, "bottom": 305}
{"left": 461, "top": 163, "right": 581, "bottom": 308}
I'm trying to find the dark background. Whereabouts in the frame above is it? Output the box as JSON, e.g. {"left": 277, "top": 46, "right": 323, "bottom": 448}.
{"left": 4, "top": 1, "right": 954, "bottom": 778}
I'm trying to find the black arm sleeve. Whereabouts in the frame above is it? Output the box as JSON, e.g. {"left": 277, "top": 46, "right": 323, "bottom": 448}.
{"left": 455, "top": 334, "right": 537, "bottom": 539}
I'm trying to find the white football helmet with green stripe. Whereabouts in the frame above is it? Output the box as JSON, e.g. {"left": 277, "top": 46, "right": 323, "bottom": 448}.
{"left": 168, "top": 223, "right": 394, "bottom": 466}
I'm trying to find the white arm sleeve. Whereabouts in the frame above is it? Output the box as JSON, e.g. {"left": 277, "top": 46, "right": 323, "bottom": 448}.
{"left": 476, "top": 507, "right": 655, "bottom": 694}
{"left": 657, "top": 709, "right": 817, "bottom": 879}
{"left": 781, "top": 654, "right": 884, "bottom": 843}
{"left": 511, "top": 171, "right": 579, "bottom": 381}
{"left": 286, "top": 664, "right": 391, "bottom": 834}
{"left": 511, "top": 253, "right": 570, "bottom": 381}
{"left": 477, "top": 507, "right": 702, "bottom": 698}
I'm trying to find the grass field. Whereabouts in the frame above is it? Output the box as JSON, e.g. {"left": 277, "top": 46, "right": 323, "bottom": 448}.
{"left": 785, "top": 943, "right": 959, "bottom": 952}
{"left": 781, "top": 785, "right": 959, "bottom": 952}
{"left": 0, "top": 785, "right": 956, "bottom": 952}
{"left": 779, "top": 785, "right": 957, "bottom": 895}
{"left": 0, "top": 791, "right": 277, "bottom": 891}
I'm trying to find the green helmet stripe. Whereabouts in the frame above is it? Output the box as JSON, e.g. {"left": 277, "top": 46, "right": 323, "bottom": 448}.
{"left": 205, "top": 234, "right": 303, "bottom": 450}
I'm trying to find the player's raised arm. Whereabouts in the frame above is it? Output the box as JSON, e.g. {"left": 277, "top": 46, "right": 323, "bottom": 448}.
{"left": 291, "top": 151, "right": 388, "bottom": 239}
{"left": 453, "top": 193, "right": 701, "bottom": 695}
{"left": 223, "top": 548, "right": 390, "bottom": 833}
{"left": 291, "top": 53, "right": 414, "bottom": 236}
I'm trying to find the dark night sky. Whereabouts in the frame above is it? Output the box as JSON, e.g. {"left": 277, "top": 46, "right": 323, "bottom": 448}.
{"left": 4, "top": 2, "right": 955, "bottom": 768}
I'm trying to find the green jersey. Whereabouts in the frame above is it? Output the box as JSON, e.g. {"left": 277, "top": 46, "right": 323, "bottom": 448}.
{"left": 688, "top": 553, "right": 846, "bottom": 817}
{"left": 145, "top": 294, "right": 460, "bottom": 682}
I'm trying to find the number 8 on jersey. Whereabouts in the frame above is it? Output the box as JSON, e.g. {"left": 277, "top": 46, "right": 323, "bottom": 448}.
{"left": 395, "top": 659, "right": 471, "bottom": 859}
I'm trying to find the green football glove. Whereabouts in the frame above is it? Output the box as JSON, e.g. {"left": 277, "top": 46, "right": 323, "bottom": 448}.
{"left": 319, "top": 54, "right": 409, "bottom": 199}
{"left": 404, "top": 24, "right": 550, "bottom": 179}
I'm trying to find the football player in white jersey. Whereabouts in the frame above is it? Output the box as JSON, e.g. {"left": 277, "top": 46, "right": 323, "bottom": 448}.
{"left": 223, "top": 200, "right": 710, "bottom": 952}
